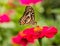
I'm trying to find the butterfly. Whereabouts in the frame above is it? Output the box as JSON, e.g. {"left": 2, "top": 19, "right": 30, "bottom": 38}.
{"left": 19, "top": 6, "right": 36, "bottom": 25}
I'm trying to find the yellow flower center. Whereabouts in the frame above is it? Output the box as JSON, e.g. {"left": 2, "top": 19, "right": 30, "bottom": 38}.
{"left": 19, "top": 31, "right": 26, "bottom": 37}
{"left": 34, "top": 26, "right": 43, "bottom": 32}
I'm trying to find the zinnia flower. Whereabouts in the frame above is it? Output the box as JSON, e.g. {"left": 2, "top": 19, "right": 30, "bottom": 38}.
{"left": 38, "top": 26, "right": 58, "bottom": 38}
{"left": 19, "top": 0, "right": 42, "bottom": 5}
{"left": 12, "top": 31, "right": 35, "bottom": 46}
{"left": 12, "top": 35, "right": 28, "bottom": 46}
{"left": 0, "top": 14, "right": 10, "bottom": 23}
{"left": 34, "top": 26, "right": 43, "bottom": 39}
{"left": 23, "top": 26, "right": 43, "bottom": 42}
{"left": 44, "top": 26, "right": 58, "bottom": 38}
{"left": 23, "top": 28, "right": 36, "bottom": 42}
{"left": 12, "top": 26, "right": 58, "bottom": 46}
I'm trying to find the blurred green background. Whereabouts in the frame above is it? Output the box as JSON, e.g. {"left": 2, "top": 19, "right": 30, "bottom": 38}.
{"left": 0, "top": 0, "right": 60, "bottom": 46}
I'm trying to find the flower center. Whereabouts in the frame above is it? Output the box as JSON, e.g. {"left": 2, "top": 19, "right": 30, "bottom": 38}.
{"left": 19, "top": 31, "right": 26, "bottom": 37}
{"left": 34, "top": 26, "right": 43, "bottom": 32}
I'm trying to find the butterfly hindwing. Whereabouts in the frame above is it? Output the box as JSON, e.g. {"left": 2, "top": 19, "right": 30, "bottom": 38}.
{"left": 19, "top": 6, "right": 36, "bottom": 25}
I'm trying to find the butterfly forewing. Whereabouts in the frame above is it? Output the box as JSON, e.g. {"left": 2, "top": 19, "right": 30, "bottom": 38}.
{"left": 19, "top": 6, "right": 36, "bottom": 25}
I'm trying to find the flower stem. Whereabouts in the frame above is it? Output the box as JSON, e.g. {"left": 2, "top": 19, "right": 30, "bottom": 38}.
{"left": 38, "top": 38, "right": 42, "bottom": 46}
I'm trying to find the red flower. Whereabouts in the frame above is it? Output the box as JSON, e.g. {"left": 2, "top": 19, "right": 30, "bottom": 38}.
{"left": 12, "top": 35, "right": 22, "bottom": 44}
{"left": 23, "top": 26, "right": 43, "bottom": 41}
{"left": 38, "top": 26, "right": 48, "bottom": 38}
{"left": 12, "top": 31, "right": 35, "bottom": 46}
{"left": 38, "top": 26, "right": 58, "bottom": 38}
{"left": 23, "top": 28, "right": 36, "bottom": 42}
{"left": 19, "top": 0, "right": 42, "bottom": 5}
{"left": 34, "top": 26, "right": 43, "bottom": 39}
{"left": 0, "top": 14, "right": 10, "bottom": 23}
{"left": 12, "top": 26, "right": 58, "bottom": 46}
{"left": 44, "top": 26, "right": 58, "bottom": 38}
{"left": 12, "top": 34, "right": 28, "bottom": 46}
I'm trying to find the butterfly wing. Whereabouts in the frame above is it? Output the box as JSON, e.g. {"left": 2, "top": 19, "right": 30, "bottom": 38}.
{"left": 19, "top": 6, "right": 36, "bottom": 25}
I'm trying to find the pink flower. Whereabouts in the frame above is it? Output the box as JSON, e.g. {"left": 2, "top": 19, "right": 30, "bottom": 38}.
{"left": 11, "top": 26, "right": 58, "bottom": 46}
{"left": 12, "top": 35, "right": 22, "bottom": 44}
{"left": 45, "top": 26, "right": 58, "bottom": 38}
{"left": 39, "top": 26, "right": 58, "bottom": 38}
{"left": 38, "top": 26, "right": 48, "bottom": 38}
{"left": 0, "top": 14, "right": 10, "bottom": 23}
{"left": 23, "top": 26, "right": 43, "bottom": 41}
{"left": 32, "top": 0, "right": 42, "bottom": 4}
{"left": 12, "top": 30, "right": 35, "bottom": 46}
{"left": 34, "top": 26, "right": 43, "bottom": 39}
{"left": 12, "top": 35, "right": 28, "bottom": 46}
{"left": 23, "top": 28, "right": 36, "bottom": 42}
{"left": 19, "top": 0, "right": 42, "bottom": 5}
